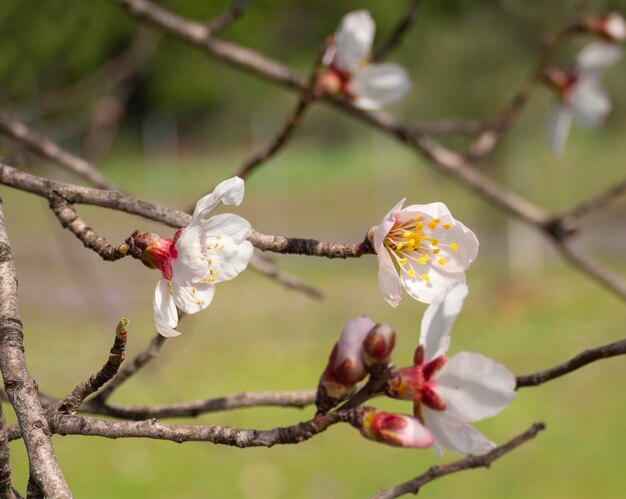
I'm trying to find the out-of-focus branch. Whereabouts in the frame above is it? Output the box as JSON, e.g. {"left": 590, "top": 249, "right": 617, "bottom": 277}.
{"left": 248, "top": 253, "right": 323, "bottom": 300}
{"left": 372, "top": 0, "right": 422, "bottom": 62}
{"left": 373, "top": 423, "right": 546, "bottom": 499}
{"left": 0, "top": 202, "right": 71, "bottom": 497}
{"left": 92, "top": 334, "right": 166, "bottom": 404}
{"left": 554, "top": 176, "right": 626, "bottom": 222}
{"left": 48, "top": 192, "right": 128, "bottom": 261}
{"left": 0, "top": 110, "right": 114, "bottom": 189}
{"left": 206, "top": 0, "right": 248, "bottom": 34}
{"left": 516, "top": 338, "right": 626, "bottom": 388}
{"left": 57, "top": 318, "right": 129, "bottom": 415}
{"left": 236, "top": 37, "right": 328, "bottom": 179}
{"left": 0, "top": 401, "right": 14, "bottom": 498}
{"left": 82, "top": 389, "right": 316, "bottom": 420}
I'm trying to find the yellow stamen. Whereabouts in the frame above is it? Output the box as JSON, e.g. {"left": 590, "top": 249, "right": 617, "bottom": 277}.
{"left": 443, "top": 223, "right": 451, "bottom": 230}
{"left": 413, "top": 215, "right": 422, "bottom": 222}
{"left": 450, "top": 243, "right": 458, "bottom": 251}
{"left": 191, "top": 288, "right": 197, "bottom": 294}
{"left": 415, "top": 223, "right": 423, "bottom": 231}
{"left": 431, "top": 239, "right": 438, "bottom": 246}
{"left": 433, "top": 249, "right": 440, "bottom": 254}
{"left": 438, "top": 258, "right": 446, "bottom": 265}
{"left": 402, "top": 232, "right": 412, "bottom": 240}
{"left": 396, "top": 243, "right": 404, "bottom": 251}
{"left": 418, "top": 257, "right": 427, "bottom": 265}
{"left": 195, "top": 300, "right": 202, "bottom": 305}
{"left": 408, "top": 269, "right": 416, "bottom": 277}
{"left": 399, "top": 258, "right": 408, "bottom": 266}
{"left": 422, "top": 274, "right": 429, "bottom": 281}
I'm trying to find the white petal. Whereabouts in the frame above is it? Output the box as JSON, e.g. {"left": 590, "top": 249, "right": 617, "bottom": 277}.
{"left": 377, "top": 248, "right": 403, "bottom": 307}
{"left": 191, "top": 177, "right": 245, "bottom": 225}
{"left": 153, "top": 279, "right": 180, "bottom": 337}
{"left": 576, "top": 42, "right": 622, "bottom": 75}
{"left": 173, "top": 214, "right": 253, "bottom": 286}
{"left": 401, "top": 265, "right": 465, "bottom": 306}
{"left": 335, "top": 316, "right": 376, "bottom": 369}
{"left": 374, "top": 198, "right": 405, "bottom": 250}
{"left": 546, "top": 104, "right": 573, "bottom": 155}
{"left": 605, "top": 13, "right": 626, "bottom": 41}
{"left": 171, "top": 281, "right": 216, "bottom": 314}
{"left": 434, "top": 352, "right": 516, "bottom": 423}
{"left": 419, "top": 283, "right": 468, "bottom": 359}
{"left": 396, "top": 202, "right": 452, "bottom": 223}
{"left": 570, "top": 78, "right": 610, "bottom": 129}
{"left": 349, "top": 64, "right": 412, "bottom": 110}
{"left": 423, "top": 408, "right": 495, "bottom": 455}
{"left": 334, "top": 10, "right": 375, "bottom": 71}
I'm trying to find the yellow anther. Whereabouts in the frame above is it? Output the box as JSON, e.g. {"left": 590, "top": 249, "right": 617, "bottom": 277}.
{"left": 195, "top": 300, "right": 202, "bottom": 305}
{"left": 443, "top": 223, "right": 451, "bottom": 230}
{"left": 209, "top": 269, "right": 214, "bottom": 275}
{"left": 422, "top": 274, "right": 430, "bottom": 282}
{"left": 428, "top": 221, "right": 438, "bottom": 230}
{"left": 418, "top": 257, "right": 427, "bottom": 265}
{"left": 413, "top": 215, "right": 422, "bottom": 222}
{"left": 433, "top": 249, "right": 440, "bottom": 254}
{"left": 216, "top": 235, "right": 221, "bottom": 240}
{"left": 450, "top": 243, "right": 459, "bottom": 251}
{"left": 215, "top": 270, "right": 219, "bottom": 276}
{"left": 431, "top": 239, "right": 438, "bottom": 246}
{"left": 399, "top": 258, "right": 408, "bottom": 266}
{"left": 396, "top": 243, "right": 404, "bottom": 251}
{"left": 192, "top": 287, "right": 197, "bottom": 294}
{"left": 402, "top": 232, "right": 412, "bottom": 240}
{"left": 415, "top": 223, "right": 423, "bottom": 231}
{"left": 438, "top": 258, "right": 446, "bottom": 265}
{"left": 408, "top": 269, "right": 416, "bottom": 277}
{"left": 423, "top": 254, "right": 429, "bottom": 261}
{"left": 409, "top": 239, "right": 416, "bottom": 247}
{"left": 208, "top": 259, "right": 213, "bottom": 264}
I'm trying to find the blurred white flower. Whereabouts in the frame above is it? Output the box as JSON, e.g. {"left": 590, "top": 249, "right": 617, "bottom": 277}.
{"left": 583, "top": 12, "right": 626, "bottom": 42}
{"left": 374, "top": 200, "right": 478, "bottom": 307}
{"left": 387, "top": 284, "right": 516, "bottom": 455}
{"left": 546, "top": 42, "right": 622, "bottom": 154}
{"left": 317, "top": 10, "right": 411, "bottom": 110}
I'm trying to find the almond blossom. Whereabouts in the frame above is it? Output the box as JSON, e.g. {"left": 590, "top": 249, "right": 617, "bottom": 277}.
{"left": 374, "top": 199, "right": 479, "bottom": 307}
{"left": 357, "top": 408, "right": 434, "bottom": 449}
{"left": 128, "top": 177, "right": 253, "bottom": 337}
{"left": 583, "top": 12, "right": 626, "bottom": 42}
{"left": 387, "top": 284, "right": 516, "bottom": 455}
{"left": 546, "top": 42, "right": 622, "bottom": 154}
{"left": 316, "top": 10, "right": 411, "bottom": 110}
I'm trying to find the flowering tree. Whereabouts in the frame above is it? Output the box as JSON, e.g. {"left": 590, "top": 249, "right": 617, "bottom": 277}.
{"left": 0, "top": 1, "right": 625, "bottom": 497}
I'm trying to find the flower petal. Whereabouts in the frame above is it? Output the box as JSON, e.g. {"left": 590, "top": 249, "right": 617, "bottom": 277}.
{"left": 419, "top": 283, "right": 468, "bottom": 360}
{"left": 334, "top": 10, "right": 375, "bottom": 71}
{"left": 171, "top": 281, "right": 216, "bottom": 314}
{"left": 335, "top": 316, "right": 376, "bottom": 372}
{"left": 374, "top": 198, "right": 405, "bottom": 250}
{"left": 349, "top": 63, "right": 412, "bottom": 110}
{"left": 576, "top": 42, "right": 622, "bottom": 75}
{"left": 401, "top": 265, "right": 465, "bottom": 306}
{"left": 434, "top": 352, "right": 516, "bottom": 423}
{"left": 422, "top": 408, "right": 495, "bottom": 455}
{"left": 153, "top": 279, "right": 180, "bottom": 337}
{"left": 377, "top": 248, "right": 403, "bottom": 308}
{"left": 546, "top": 104, "right": 573, "bottom": 155}
{"left": 191, "top": 177, "right": 245, "bottom": 225}
{"left": 570, "top": 78, "right": 610, "bottom": 129}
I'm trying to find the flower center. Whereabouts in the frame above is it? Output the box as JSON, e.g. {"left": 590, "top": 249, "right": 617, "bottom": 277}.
{"left": 384, "top": 215, "right": 457, "bottom": 281}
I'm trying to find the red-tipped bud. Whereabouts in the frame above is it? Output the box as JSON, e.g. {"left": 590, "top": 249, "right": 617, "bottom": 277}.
{"left": 125, "top": 230, "right": 175, "bottom": 279}
{"left": 315, "top": 316, "right": 374, "bottom": 413}
{"left": 315, "top": 70, "right": 344, "bottom": 97}
{"left": 542, "top": 67, "right": 571, "bottom": 95}
{"left": 583, "top": 13, "right": 626, "bottom": 41}
{"left": 362, "top": 324, "right": 395, "bottom": 367}
{"left": 357, "top": 409, "right": 434, "bottom": 449}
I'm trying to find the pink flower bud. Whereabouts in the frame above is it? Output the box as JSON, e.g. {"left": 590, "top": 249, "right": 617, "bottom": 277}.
{"left": 125, "top": 230, "right": 176, "bottom": 280}
{"left": 358, "top": 409, "right": 434, "bottom": 449}
{"left": 362, "top": 324, "right": 395, "bottom": 367}
{"left": 583, "top": 13, "right": 626, "bottom": 41}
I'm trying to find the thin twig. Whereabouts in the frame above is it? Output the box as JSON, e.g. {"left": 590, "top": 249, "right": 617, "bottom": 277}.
{"left": 555, "top": 176, "right": 626, "bottom": 222}
{"left": 48, "top": 192, "right": 128, "bottom": 261}
{"left": 206, "top": 0, "right": 248, "bottom": 34}
{"left": 248, "top": 253, "right": 323, "bottom": 300}
{"left": 57, "top": 318, "right": 129, "bottom": 414}
{"left": 0, "top": 109, "right": 114, "bottom": 189}
{"left": 236, "top": 37, "right": 328, "bottom": 179}
{"left": 91, "top": 334, "right": 166, "bottom": 404}
{"left": 373, "top": 423, "right": 546, "bottom": 499}
{"left": 516, "top": 338, "right": 626, "bottom": 388}
{"left": 372, "top": 0, "right": 422, "bottom": 62}
{"left": 0, "top": 201, "right": 71, "bottom": 497}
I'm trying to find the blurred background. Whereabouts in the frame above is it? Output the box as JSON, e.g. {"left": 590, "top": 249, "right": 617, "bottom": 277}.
{"left": 1, "top": 0, "right": 626, "bottom": 497}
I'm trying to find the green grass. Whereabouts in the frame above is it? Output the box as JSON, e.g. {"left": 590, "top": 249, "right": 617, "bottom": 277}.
{"left": 2, "top": 142, "right": 625, "bottom": 498}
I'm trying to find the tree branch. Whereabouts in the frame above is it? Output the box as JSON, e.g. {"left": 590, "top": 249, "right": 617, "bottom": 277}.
{"left": 516, "top": 338, "right": 626, "bottom": 388}
{"left": 0, "top": 201, "right": 71, "bottom": 497}
{"left": 206, "top": 0, "right": 248, "bottom": 35}
{"left": 0, "top": 401, "right": 14, "bottom": 498}
{"left": 57, "top": 318, "right": 129, "bottom": 415}
{"left": 372, "top": 0, "right": 422, "bottom": 62}
{"left": 373, "top": 422, "right": 545, "bottom": 499}
{"left": 0, "top": 109, "right": 114, "bottom": 189}
{"left": 248, "top": 253, "right": 323, "bottom": 300}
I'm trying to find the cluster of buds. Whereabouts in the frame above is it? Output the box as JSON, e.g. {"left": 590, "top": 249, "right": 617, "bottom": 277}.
{"left": 579, "top": 12, "right": 626, "bottom": 42}
{"left": 315, "top": 317, "right": 395, "bottom": 414}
